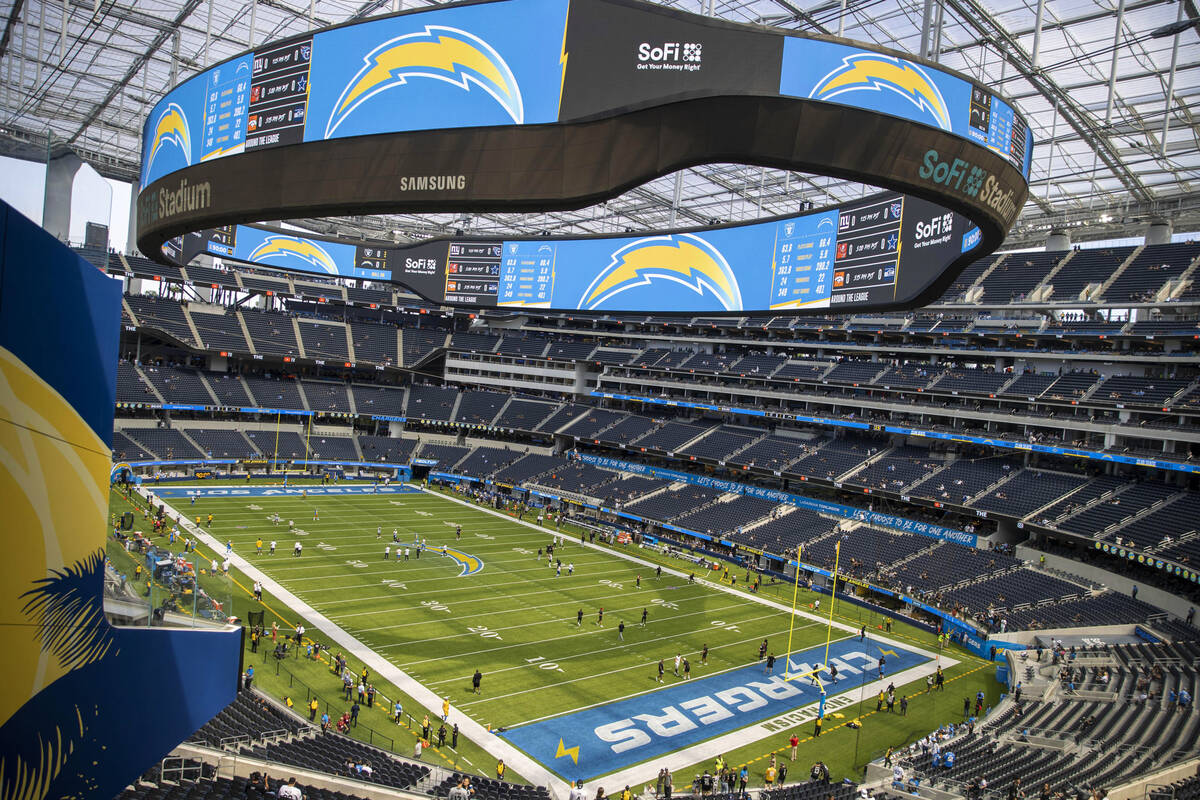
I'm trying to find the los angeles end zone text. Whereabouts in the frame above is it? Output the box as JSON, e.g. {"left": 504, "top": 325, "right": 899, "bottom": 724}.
{"left": 136, "top": 0, "right": 1030, "bottom": 315}
{"left": 502, "top": 638, "right": 932, "bottom": 781}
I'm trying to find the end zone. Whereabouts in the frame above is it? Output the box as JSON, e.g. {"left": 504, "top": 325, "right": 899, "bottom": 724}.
{"left": 500, "top": 637, "right": 951, "bottom": 783}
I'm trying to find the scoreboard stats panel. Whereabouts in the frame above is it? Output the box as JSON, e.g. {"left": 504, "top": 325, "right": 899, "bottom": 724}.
{"left": 500, "top": 243, "right": 558, "bottom": 308}
{"left": 182, "top": 191, "right": 975, "bottom": 315}
{"left": 246, "top": 38, "right": 313, "bottom": 150}
{"left": 199, "top": 58, "right": 251, "bottom": 160}
{"left": 445, "top": 242, "right": 503, "bottom": 305}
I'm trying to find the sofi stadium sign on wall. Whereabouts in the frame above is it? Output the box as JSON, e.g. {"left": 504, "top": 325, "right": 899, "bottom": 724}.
{"left": 137, "top": 0, "right": 1030, "bottom": 315}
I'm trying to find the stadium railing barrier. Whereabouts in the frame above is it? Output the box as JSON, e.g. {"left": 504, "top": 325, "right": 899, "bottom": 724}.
{"left": 247, "top": 646, "right": 399, "bottom": 755}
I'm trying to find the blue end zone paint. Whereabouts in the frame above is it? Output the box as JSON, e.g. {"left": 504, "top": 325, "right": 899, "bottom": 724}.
{"left": 151, "top": 485, "right": 424, "bottom": 498}
{"left": 500, "top": 638, "right": 929, "bottom": 781}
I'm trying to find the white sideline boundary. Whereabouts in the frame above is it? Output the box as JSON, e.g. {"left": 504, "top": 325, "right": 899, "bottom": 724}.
{"left": 142, "top": 483, "right": 961, "bottom": 798}
{"left": 140, "top": 485, "right": 566, "bottom": 798}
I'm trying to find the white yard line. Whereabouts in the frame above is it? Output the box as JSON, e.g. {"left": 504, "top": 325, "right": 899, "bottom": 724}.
{"left": 385, "top": 607, "right": 786, "bottom": 661}
{"left": 285, "top": 561, "right": 624, "bottom": 590}
{"left": 453, "top": 624, "right": 826, "bottom": 705}
{"left": 332, "top": 581, "right": 711, "bottom": 620}
{"left": 348, "top": 590, "right": 741, "bottom": 633}
{"left": 272, "top": 553, "right": 607, "bottom": 581}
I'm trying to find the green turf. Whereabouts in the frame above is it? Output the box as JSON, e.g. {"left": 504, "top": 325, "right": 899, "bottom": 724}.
{"left": 114, "top": 482, "right": 1001, "bottom": 787}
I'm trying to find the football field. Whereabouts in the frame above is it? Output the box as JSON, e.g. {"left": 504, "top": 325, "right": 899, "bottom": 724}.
{"left": 150, "top": 483, "right": 960, "bottom": 786}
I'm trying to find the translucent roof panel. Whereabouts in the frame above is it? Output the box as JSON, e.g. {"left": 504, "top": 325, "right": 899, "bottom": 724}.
{"left": 1, "top": 0, "right": 1196, "bottom": 250}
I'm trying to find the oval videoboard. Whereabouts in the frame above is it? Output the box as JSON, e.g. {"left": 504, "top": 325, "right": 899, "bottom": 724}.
{"left": 137, "top": 0, "right": 1031, "bottom": 314}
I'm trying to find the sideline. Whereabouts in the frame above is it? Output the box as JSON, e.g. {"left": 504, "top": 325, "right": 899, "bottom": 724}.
{"left": 114, "top": 488, "right": 476, "bottom": 773}
{"left": 137, "top": 485, "right": 567, "bottom": 798}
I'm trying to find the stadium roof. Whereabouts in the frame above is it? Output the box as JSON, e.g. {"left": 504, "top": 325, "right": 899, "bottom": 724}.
{"left": 0, "top": 0, "right": 1197, "bottom": 250}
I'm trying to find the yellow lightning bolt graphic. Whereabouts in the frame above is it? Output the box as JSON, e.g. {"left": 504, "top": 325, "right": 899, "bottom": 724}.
{"left": 251, "top": 239, "right": 335, "bottom": 273}
{"left": 339, "top": 35, "right": 514, "bottom": 114}
{"left": 557, "top": 8, "right": 569, "bottom": 117}
{"left": 588, "top": 241, "right": 736, "bottom": 308}
{"left": 556, "top": 738, "right": 580, "bottom": 764}
{"left": 150, "top": 108, "right": 188, "bottom": 162}
{"left": 878, "top": 647, "right": 898, "bottom": 658}
{"left": 819, "top": 59, "right": 950, "bottom": 131}
{"left": 442, "top": 547, "right": 483, "bottom": 576}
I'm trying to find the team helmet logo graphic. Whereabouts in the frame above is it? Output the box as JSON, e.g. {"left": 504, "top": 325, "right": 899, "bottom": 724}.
{"left": 579, "top": 234, "right": 743, "bottom": 312}
{"left": 809, "top": 53, "right": 951, "bottom": 132}
{"left": 247, "top": 235, "right": 339, "bottom": 275}
{"left": 146, "top": 102, "right": 192, "bottom": 175}
{"left": 326, "top": 25, "right": 524, "bottom": 138}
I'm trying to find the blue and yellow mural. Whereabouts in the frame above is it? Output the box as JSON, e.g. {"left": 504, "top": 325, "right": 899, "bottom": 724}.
{"left": 0, "top": 201, "right": 240, "bottom": 799}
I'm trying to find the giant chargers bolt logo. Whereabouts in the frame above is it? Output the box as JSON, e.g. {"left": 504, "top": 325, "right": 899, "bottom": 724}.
{"left": 144, "top": 102, "right": 192, "bottom": 183}
{"left": 326, "top": 25, "right": 524, "bottom": 137}
{"left": 809, "top": 53, "right": 951, "bottom": 132}
{"left": 247, "top": 235, "right": 339, "bottom": 275}
{"left": 578, "top": 234, "right": 743, "bottom": 312}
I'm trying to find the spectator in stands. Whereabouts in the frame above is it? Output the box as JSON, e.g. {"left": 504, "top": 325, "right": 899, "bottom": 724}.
{"left": 449, "top": 777, "right": 472, "bottom": 800}
{"left": 277, "top": 777, "right": 304, "bottom": 800}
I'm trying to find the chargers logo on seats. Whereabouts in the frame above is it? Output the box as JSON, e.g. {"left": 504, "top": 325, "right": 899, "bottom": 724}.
{"left": 440, "top": 546, "right": 484, "bottom": 576}
{"left": 809, "top": 53, "right": 951, "bottom": 132}
{"left": 247, "top": 235, "right": 339, "bottom": 275}
{"left": 578, "top": 234, "right": 743, "bottom": 312}
{"left": 145, "top": 102, "right": 192, "bottom": 176}
{"left": 325, "top": 26, "right": 524, "bottom": 138}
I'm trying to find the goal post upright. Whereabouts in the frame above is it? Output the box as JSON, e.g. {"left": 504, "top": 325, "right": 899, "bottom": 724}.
{"left": 783, "top": 544, "right": 803, "bottom": 681}
{"left": 822, "top": 539, "right": 842, "bottom": 670}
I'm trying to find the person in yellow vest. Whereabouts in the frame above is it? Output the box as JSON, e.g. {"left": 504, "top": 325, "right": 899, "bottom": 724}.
{"left": 256, "top": 538, "right": 263, "bottom": 555}
{"left": 620, "top": 787, "right": 631, "bottom": 800}
{"left": 308, "top": 698, "right": 319, "bottom": 721}
{"left": 764, "top": 764, "right": 777, "bottom": 788}
{"left": 496, "top": 759, "right": 506, "bottom": 780}
{"left": 715, "top": 755, "right": 725, "bottom": 774}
